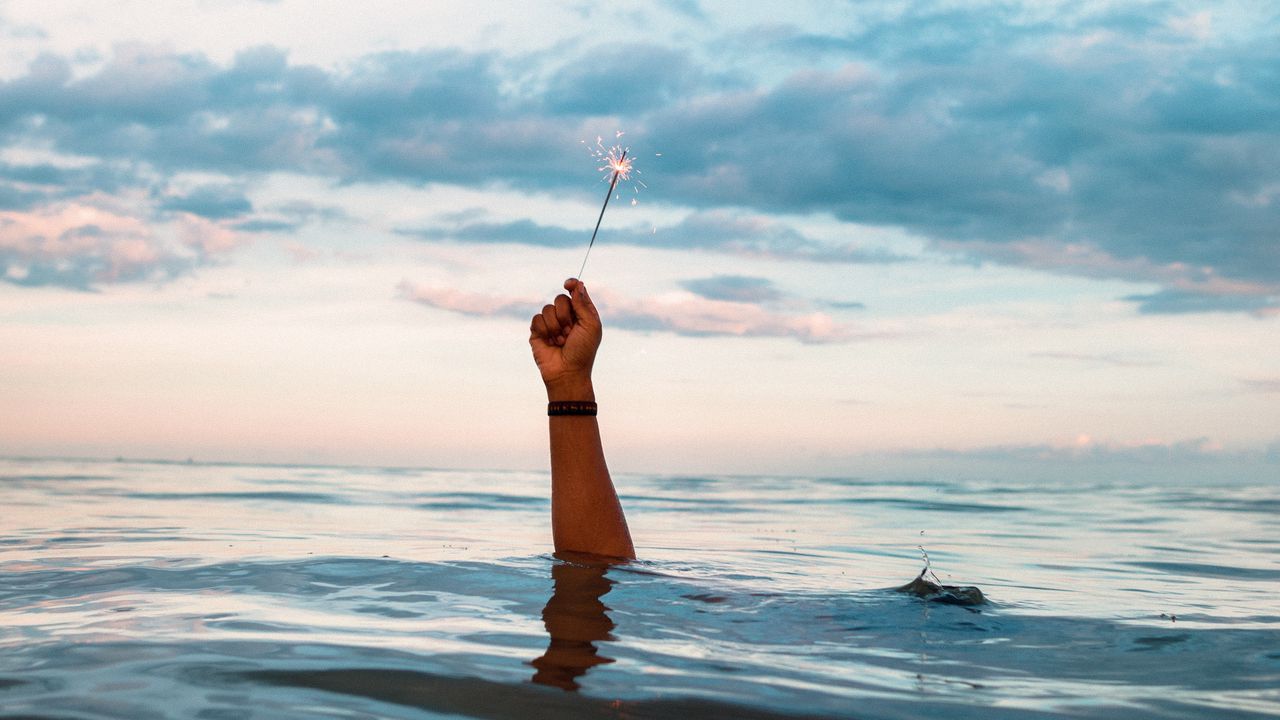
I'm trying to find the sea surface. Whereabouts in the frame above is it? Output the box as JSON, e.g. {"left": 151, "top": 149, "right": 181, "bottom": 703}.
{"left": 2, "top": 457, "right": 1278, "bottom": 719}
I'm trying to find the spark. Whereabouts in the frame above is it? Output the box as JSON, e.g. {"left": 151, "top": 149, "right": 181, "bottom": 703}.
{"left": 601, "top": 146, "right": 633, "bottom": 182}
{"left": 578, "top": 147, "right": 626, "bottom": 279}
{"left": 577, "top": 134, "right": 646, "bottom": 278}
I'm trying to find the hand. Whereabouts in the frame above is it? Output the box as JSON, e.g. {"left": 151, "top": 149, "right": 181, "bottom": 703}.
{"left": 529, "top": 278, "right": 602, "bottom": 401}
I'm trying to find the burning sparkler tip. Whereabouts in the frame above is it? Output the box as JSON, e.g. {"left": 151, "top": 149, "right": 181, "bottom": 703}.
{"left": 576, "top": 131, "right": 647, "bottom": 277}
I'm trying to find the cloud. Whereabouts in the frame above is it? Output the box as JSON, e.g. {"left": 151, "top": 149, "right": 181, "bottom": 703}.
{"left": 397, "top": 282, "right": 535, "bottom": 318}
{"left": 943, "top": 238, "right": 1280, "bottom": 316}
{"left": 233, "top": 218, "right": 298, "bottom": 233}
{"left": 679, "top": 275, "right": 781, "bottom": 303}
{"left": 1240, "top": 378, "right": 1280, "bottom": 394}
{"left": 603, "top": 292, "right": 853, "bottom": 343}
{"left": 401, "top": 209, "right": 911, "bottom": 263}
{"left": 544, "top": 44, "right": 701, "bottom": 115}
{"left": 233, "top": 199, "right": 349, "bottom": 234}
{"left": 652, "top": 10, "right": 1280, "bottom": 312}
{"left": 400, "top": 218, "right": 580, "bottom": 247}
{"left": 0, "top": 194, "right": 240, "bottom": 289}
{"left": 659, "top": 0, "right": 706, "bottom": 21}
{"left": 1031, "top": 351, "right": 1160, "bottom": 368}
{"left": 825, "top": 300, "right": 866, "bottom": 310}
{"left": 0, "top": 157, "right": 144, "bottom": 212}
{"left": 158, "top": 184, "right": 252, "bottom": 219}
{"left": 1, "top": 5, "right": 1277, "bottom": 312}
{"left": 1123, "top": 289, "right": 1279, "bottom": 317}
{"left": 676, "top": 273, "right": 871, "bottom": 312}
{"left": 0, "top": 45, "right": 342, "bottom": 177}
{"left": 0, "top": 179, "right": 43, "bottom": 210}
{"left": 851, "top": 434, "right": 1280, "bottom": 482}
{"left": 908, "top": 435, "right": 1232, "bottom": 465}
{"left": 399, "top": 281, "right": 866, "bottom": 344}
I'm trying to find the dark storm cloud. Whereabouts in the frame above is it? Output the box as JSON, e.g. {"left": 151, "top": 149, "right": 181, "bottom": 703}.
{"left": 2, "top": 4, "right": 1277, "bottom": 311}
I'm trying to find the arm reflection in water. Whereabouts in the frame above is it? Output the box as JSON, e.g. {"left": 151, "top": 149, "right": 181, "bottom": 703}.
{"left": 528, "top": 280, "right": 633, "bottom": 690}
{"left": 529, "top": 555, "right": 619, "bottom": 691}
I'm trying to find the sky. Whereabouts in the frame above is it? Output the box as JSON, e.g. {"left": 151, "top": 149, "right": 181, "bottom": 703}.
{"left": 1, "top": 0, "right": 1277, "bottom": 478}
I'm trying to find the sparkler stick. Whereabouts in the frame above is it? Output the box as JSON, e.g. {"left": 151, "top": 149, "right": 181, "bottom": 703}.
{"left": 577, "top": 148, "right": 628, "bottom": 280}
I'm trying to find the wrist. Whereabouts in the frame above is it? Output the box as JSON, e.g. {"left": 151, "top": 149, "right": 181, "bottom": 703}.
{"left": 545, "top": 376, "right": 595, "bottom": 402}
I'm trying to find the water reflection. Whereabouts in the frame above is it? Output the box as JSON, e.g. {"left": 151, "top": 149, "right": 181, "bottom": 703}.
{"left": 529, "top": 557, "right": 618, "bottom": 691}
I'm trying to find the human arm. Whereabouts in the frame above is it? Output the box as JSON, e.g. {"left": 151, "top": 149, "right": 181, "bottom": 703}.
{"left": 529, "top": 278, "right": 635, "bottom": 560}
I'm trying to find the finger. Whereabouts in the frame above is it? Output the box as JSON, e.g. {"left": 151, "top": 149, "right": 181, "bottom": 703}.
{"left": 553, "top": 293, "right": 573, "bottom": 330}
{"left": 540, "top": 303, "right": 562, "bottom": 340}
{"left": 530, "top": 313, "right": 550, "bottom": 340}
{"left": 564, "top": 278, "right": 600, "bottom": 329}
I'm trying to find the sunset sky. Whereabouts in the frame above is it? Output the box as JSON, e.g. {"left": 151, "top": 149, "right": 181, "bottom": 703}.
{"left": 2, "top": 1, "right": 1276, "bottom": 478}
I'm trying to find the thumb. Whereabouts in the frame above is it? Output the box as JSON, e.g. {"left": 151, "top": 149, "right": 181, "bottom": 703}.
{"left": 564, "top": 277, "right": 600, "bottom": 329}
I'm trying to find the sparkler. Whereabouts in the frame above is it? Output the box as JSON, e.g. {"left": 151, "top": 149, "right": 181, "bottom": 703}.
{"left": 577, "top": 136, "right": 640, "bottom": 279}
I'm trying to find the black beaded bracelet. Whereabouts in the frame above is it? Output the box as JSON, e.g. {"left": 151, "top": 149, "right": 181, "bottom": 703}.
{"left": 548, "top": 401, "right": 598, "bottom": 416}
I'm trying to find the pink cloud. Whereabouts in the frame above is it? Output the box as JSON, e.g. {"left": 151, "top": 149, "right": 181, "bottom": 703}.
{"left": 944, "top": 238, "right": 1279, "bottom": 298}
{"left": 0, "top": 196, "right": 242, "bottom": 287}
{"left": 397, "top": 283, "right": 538, "bottom": 317}
{"left": 399, "top": 282, "right": 872, "bottom": 344}
{"left": 600, "top": 291, "right": 854, "bottom": 344}
{"left": 178, "top": 214, "right": 239, "bottom": 255}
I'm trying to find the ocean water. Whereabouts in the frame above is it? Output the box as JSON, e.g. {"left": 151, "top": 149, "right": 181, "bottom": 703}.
{"left": 2, "top": 458, "right": 1278, "bottom": 719}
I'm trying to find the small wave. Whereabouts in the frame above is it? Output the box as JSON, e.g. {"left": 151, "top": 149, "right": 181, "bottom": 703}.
{"left": 126, "top": 491, "right": 341, "bottom": 504}
{"left": 0, "top": 474, "right": 113, "bottom": 483}
{"left": 415, "top": 492, "right": 546, "bottom": 510}
{"left": 1125, "top": 561, "right": 1280, "bottom": 582}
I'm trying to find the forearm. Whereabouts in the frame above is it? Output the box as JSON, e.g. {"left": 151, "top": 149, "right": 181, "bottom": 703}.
{"left": 546, "top": 380, "right": 634, "bottom": 559}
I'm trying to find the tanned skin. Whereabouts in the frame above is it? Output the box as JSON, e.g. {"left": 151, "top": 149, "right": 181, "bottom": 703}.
{"left": 529, "top": 278, "right": 635, "bottom": 560}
